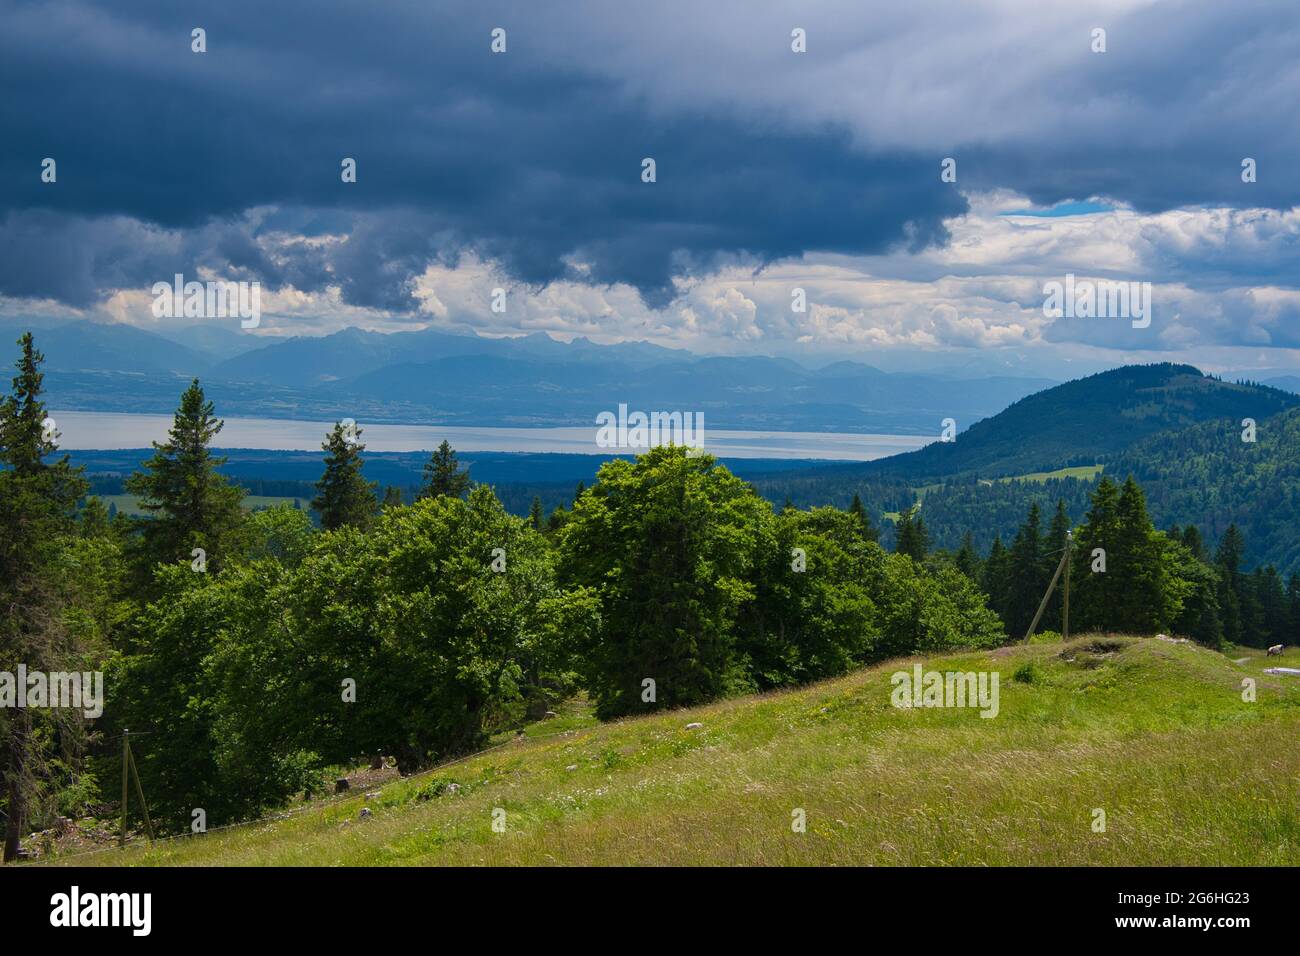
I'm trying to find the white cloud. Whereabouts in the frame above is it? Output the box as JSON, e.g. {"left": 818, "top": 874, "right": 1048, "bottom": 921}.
{"left": 7, "top": 193, "right": 1299, "bottom": 373}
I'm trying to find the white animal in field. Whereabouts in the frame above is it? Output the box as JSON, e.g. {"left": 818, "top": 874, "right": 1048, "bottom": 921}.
{"left": 1266, "top": 644, "right": 1284, "bottom": 656}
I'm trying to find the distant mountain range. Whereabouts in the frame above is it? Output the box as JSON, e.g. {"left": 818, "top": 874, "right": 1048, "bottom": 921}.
{"left": 1, "top": 318, "right": 1056, "bottom": 434}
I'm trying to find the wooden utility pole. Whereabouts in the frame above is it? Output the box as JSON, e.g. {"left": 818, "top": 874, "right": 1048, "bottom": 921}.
{"left": 120, "top": 729, "right": 129, "bottom": 848}
{"left": 1023, "top": 547, "right": 1068, "bottom": 643}
{"left": 118, "top": 729, "right": 154, "bottom": 848}
{"left": 1063, "top": 529, "right": 1072, "bottom": 641}
{"left": 1023, "top": 527, "right": 1075, "bottom": 644}
{"left": 128, "top": 741, "right": 154, "bottom": 842}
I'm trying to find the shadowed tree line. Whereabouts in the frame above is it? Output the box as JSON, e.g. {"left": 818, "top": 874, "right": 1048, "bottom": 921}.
{"left": 913, "top": 477, "right": 1288, "bottom": 650}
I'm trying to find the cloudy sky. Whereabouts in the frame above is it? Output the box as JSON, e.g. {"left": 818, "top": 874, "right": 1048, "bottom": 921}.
{"left": 2, "top": 0, "right": 1297, "bottom": 376}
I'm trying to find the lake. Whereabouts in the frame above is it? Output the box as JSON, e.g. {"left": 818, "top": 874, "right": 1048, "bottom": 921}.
{"left": 47, "top": 411, "right": 933, "bottom": 462}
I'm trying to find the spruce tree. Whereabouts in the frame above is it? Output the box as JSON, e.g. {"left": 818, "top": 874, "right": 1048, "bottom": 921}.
{"left": 78, "top": 496, "right": 112, "bottom": 538}
{"left": 1253, "top": 565, "right": 1288, "bottom": 648}
{"left": 1046, "top": 500, "right": 1071, "bottom": 554}
{"left": 1041, "top": 500, "right": 1072, "bottom": 631}
{"left": 312, "top": 422, "right": 378, "bottom": 531}
{"left": 0, "top": 334, "right": 88, "bottom": 861}
{"left": 419, "top": 440, "right": 471, "bottom": 500}
{"left": 1111, "top": 476, "right": 1170, "bottom": 633}
{"left": 1287, "top": 573, "right": 1300, "bottom": 639}
{"left": 954, "top": 530, "right": 980, "bottom": 581}
{"left": 1071, "top": 476, "right": 1123, "bottom": 631}
{"left": 981, "top": 535, "right": 1011, "bottom": 623}
{"left": 125, "top": 379, "right": 244, "bottom": 577}
{"left": 848, "top": 492, "right": 878, "bottom": 542}
{"left": 1215, "top": 525, "right": 1246, "bottom": 646}
{"left": 1181, "top": 524, "right": 1205, "bottom": 562}
{"left": 894, "top": 506, "right": 928, "bottom": 562}
{"left": 1006, "top": 503, "right": 1045, "bottom": 637}
{"left": 1168, "top": 535, "right": 1224, "bottom": 649}
{"left": 529, "top": 496, "right": 544, "bottom": 530}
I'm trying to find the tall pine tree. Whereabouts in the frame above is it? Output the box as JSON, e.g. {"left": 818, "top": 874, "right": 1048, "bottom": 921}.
{"left": 125, "top": 379, "right": 244, "bottom": 579}
{"left": 954, "top": 530, "right": 980, "bottom": 581}
{"left": 1071, "top": 476, "right": 1123, "bottom": 632}
{"left": 1215, "top": 525, "right": 1246, "bottom": 646}
{"left": 0, "top": 334, "right": 88, "bottom": 861}
{"left": 847, "top": 493, "right": 878, "bottom": 542}
{"left": 1252, "top": 565, "right": 1288, "bottom": 648}
{"left": 1041, "top": 500, "right": 1072, "bottom": 631}
{"left": 1005, "top": 503, "right": 1045, "bottom": 638}
{"left": 1287, "top": 573, "right": 1300, "bottom": 640}
{"left": 312, "top": 422, "right": 378, "bottom": 531}
{"left": 981, "top": 535, "right": 1011, "bottom": 622}
{"left": 894, "top": 505, "right": 929, "bottom": 562}
{"left": 419, "top": 440, "right": 471, "bottom": 500}
{"left": 1110, "top": 477, "right": 1173, "bottom": 633}
{"left": 1073, "top": 476, "right": 1175, "bottom": 634}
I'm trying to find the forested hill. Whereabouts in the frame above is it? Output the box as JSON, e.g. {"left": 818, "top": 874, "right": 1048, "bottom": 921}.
{"left": 829, "top": 363, "right": 1299, "bottom": 482}
{"left": 860, "top": 403, "right": 1300, "bottom": 576}
{"left": 1110, "top": 406, "right": 1300, "bottom": 573}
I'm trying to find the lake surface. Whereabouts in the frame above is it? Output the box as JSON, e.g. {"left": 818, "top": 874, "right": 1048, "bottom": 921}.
{"left": 48, "top": 411, "right": 933, "bottom": 462}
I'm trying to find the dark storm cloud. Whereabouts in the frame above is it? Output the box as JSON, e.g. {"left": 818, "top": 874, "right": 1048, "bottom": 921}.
{"left": 0, "top": 0, "right": 965, "bottom": 309}
{"left": 960, "top": 0, "right": 1300, "bottom": 214}
{"left": 1, "top": 0, "right": 1296, "bottom": 314}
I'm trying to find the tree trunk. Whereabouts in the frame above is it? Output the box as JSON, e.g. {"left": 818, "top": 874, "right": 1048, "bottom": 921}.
{"left": 3, "top": 709, "right": 31, "bottom": 862}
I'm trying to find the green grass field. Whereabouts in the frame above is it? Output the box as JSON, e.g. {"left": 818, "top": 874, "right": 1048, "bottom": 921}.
{"left": 98, "top": 494, "right": 305, "bottom": 517}
{"left": 42, "top": 637, "right": 1300, "bottom": 867}
{"left": 981, "top": 464, "right": 1105, "bottom": 485}
{"left": 884, "top": 465, "right": 1104, "bottom": 521}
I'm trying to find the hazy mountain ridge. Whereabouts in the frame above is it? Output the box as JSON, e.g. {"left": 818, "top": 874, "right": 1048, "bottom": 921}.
{"left": 6, "top": 319, "right": 1055, "bottom": 433}
{"left": 0, "top": 317, "right": 213, "bottom": 375}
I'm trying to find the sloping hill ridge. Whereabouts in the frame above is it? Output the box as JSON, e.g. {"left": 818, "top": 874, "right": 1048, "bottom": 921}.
{"left": 1113, "top": 405, "right": 1300, "bottom": 572}
{"left": 50, "top": 637, "right": 1300, "bottom": 867}
{"left": 908, "top": 402, "right": 1300, "bottom": 574}
{"left": 843, "top": 363, "right": 1299, "bottom": 481}
{"left": 10, "top": 320, "right": 1053, "bottom": 432}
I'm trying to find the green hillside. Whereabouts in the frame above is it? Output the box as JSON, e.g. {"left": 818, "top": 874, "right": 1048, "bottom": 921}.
{"left": 1112, "top": 408, "right": 1300, "bottom": 573}
{"left": 753, "top": 367, "right": 1300, "bottom": 574}
{"left": 775, "top": 364, "right": 1297, "bottom": 488}
{"left": 881, "top": 405, "right": 1300, "bottom": 576}
{"left": 42, "top": 637, "right": 1300, "bottom": 867}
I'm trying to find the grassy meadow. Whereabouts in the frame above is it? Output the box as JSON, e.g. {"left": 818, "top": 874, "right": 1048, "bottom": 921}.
{"left": 41, "top": 636, "right": 1300, "bottom": 867}
{"left": 99, "top": 494, "right": 306, "bottom": 517}
{"left": 885, "top": 465, "right": 1105, "bottom": 520}
{"left": 985, "top": 464, "right": 1106, "bottom": 484}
